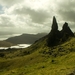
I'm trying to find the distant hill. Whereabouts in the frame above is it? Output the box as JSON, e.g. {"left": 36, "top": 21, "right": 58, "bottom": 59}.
{"left": 0, "top": 41, "right": 14, "bottom": 47}
{"left": 5, "top": 33, "right": 47, "bottom": 44}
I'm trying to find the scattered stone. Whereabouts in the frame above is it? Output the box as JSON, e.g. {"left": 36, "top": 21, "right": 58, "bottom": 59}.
{"left": 68, "top": 73, "right": 74, "bottom": 75}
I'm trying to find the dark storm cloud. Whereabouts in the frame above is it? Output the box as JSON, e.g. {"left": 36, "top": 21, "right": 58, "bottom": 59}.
{"left": 13, "top": 7, "right": 50, "bottom": 23}
{"left": 58, "top": 10, "right": 75, "bottom": 22}
{"left": 57, "top": 0, "right": 75, "bottom": 22}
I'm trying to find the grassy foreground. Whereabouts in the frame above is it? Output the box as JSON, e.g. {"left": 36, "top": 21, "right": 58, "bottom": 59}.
{"left": 0, "top": 37, "right": 75, "bottom": 75}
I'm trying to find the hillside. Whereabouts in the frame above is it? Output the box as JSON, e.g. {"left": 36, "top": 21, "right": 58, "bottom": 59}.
{"left": 0, "top": 17, "right": 75, "bottom": 75}
{"left": 0, "top": 37, "right": 75, "bottom": 75}
{"left": 0, "top": 41, "right": 14, "bottom": 47}
{"left": 5, "top": 33, "right": 47, "bottom": 44}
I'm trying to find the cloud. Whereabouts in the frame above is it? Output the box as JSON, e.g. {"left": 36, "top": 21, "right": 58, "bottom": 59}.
{"left": 0, "top": 0, "right": 75, "bottom": 40}
{"left": 0, "top": 5, "right": 4, "bottom": 14}
{"left": 58, "top": 10, "right": 75, "bottom": 22}
{"left": 0, "top": 14, "right": 16, "bottom": 27}
{"left": 56, "top": 0, "right": 75, "bottom": 21}
{"left": 0, "top": 0, "right": 23, "bottom": 6}
{"left": 13, "top": 7, "right": 50, "bottom": 23}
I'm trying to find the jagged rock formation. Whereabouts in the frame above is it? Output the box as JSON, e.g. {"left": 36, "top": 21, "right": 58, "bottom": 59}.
{"left": 61, "top": 22, "right": 74, "bottom": 36}
{"left": 47, "top": 16, "right": 74, "bottom": 47}
{"left": 52, "top": 16, "right": 58, "bottom": 31}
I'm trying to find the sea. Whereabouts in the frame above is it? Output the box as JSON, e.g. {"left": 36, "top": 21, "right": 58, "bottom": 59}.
{"left": 0, "top": 44, "right": 31, "bottom": 50}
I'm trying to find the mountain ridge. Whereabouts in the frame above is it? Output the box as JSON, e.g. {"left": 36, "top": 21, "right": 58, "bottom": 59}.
{"left": 5, "top": 33, "right": 47, "bottom": 44}
{"left": 0, "top": 40, "right": 14, "bottom": 47}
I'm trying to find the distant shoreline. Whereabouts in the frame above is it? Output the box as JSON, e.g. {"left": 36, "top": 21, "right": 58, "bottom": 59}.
{"left": 0, "top": 44, "right": 31, "bottom": 50}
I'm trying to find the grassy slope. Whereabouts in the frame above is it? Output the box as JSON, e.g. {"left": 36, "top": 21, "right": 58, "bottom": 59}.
{"left": 0, "top": 37, "right": 75, "bottom": 75}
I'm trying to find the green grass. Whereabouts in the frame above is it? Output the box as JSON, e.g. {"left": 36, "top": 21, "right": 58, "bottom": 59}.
{"left": 0, "top": 37, "right": 75, "bottom": 75}
{"left": 0, "top": 52, "right": 75, "bottom": 75}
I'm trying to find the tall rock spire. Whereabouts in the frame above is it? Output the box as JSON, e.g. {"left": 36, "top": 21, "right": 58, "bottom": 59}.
{"left": 52, "top": 16, "right": 58, "bottom": 31}
{"left": 47, "top": 16, "right": 59, "bottom": 46}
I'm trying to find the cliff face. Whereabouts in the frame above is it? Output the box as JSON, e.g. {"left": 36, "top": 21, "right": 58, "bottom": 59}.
{"left": 47, "top": 16, "right": 74, "bottom": 47}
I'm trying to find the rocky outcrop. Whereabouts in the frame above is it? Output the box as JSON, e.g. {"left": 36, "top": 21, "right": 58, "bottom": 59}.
{"left": 47, "top": 16, "right": 60, "bottom": 46}
{"left": 52, "top": 16, "right": 58, "bottom": 31}
{"left": 47, "top": 16, "right": 74, "bottom": 47}
{"left": 61, "top": 22, "right": 74, "bottom": 37}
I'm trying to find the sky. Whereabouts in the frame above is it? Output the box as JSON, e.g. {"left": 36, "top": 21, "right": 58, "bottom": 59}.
{"left": 0, "top": 0, "right": 75, "bottom": 40}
